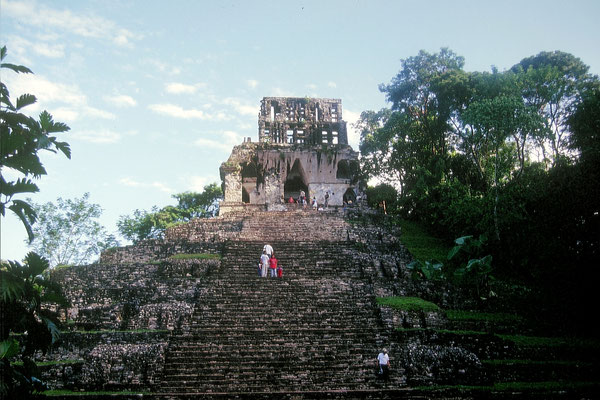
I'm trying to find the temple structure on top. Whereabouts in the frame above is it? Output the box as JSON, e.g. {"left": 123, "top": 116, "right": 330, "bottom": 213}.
{"left": 219, "top": 97, "right": 362, "bottom": 215}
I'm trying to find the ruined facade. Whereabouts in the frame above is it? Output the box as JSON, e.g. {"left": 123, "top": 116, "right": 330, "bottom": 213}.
{"left": 219, "top": 97, "right": 361, "bottom": 215}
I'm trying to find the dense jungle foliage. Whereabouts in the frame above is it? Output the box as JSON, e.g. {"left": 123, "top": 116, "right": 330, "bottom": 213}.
{"left": 358, "top": 49, "right": 599, "bottom": 335}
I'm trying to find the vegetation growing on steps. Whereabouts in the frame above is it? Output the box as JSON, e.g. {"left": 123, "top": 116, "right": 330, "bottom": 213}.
{"left": 376, "top": 296, "right": 440, "bottom": 312}
{"left": 445, "top": 310, "right": 522, "bottom": 324}
{"left": 396, "top": 219, "right": 450, "bottom": 263}
{"left": 169, "top": 253, "right": 222, "bottom": 260}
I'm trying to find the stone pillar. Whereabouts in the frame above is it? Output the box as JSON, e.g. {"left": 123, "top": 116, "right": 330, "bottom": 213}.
{"left": 222, "top": 167, "right": 242, "bottom": 202}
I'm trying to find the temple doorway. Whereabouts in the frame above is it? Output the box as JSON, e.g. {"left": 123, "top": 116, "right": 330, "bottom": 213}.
{"left": 284, "top": 159, "right": 308, "bottom": 202}
{"left": 343, "top": 187, "right": 357, "bottom": 204}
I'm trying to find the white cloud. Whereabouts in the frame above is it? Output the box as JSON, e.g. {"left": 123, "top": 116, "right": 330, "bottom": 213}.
{"left": 221, "top": 98, "right": 258, "bottom": 116}
{"left": 343, "top": 109, "right": 361, "bottom": 150}
{"left": 119, "top": 178, "right": 173, "bottom": 193}
{"left": 4, "top": 73, "right": 114, "bottom": 120}
{"left": 247, "top": 79, "right": 259, "bottom": 89}
{"left": 83, "top": 106, "right": 116, "bottom": 120}
{"left": 105, "top": 94, "right": 137, "bottom": 107}
{"left": 184, "top": 175, "right": 220, "bottom": 192}
{"left": 3, "top": 0, "right": 141, "bottom": 47}
{"left": 327, "top": 81, "right": 337, "bottom": 88}
{"left": 8, "top": 73, "right": 86, "bottom": 105}
{"left": 194, "top": 130, "right": 242, "bottom": 151}
{"left": 52, "top": 107, "right": 79, "bottom": 122}
{"left": 165, "top": 82, "right": 205, "bottom": 94}
{"left": 146, "top": 60, "right": 181, "bottom": 76}
{"left": 75, "top": 129, "right": 121, "bottom": 144}
{"left": 148, "top": 103, "right": 210, "bottom": 119}
{"left": 271, "top": 87, "right": 294, "bottom": 97}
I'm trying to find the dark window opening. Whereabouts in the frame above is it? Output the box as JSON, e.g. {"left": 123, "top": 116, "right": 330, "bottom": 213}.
{"left": 343, "top": 187, "right": 356, "bottom": 204}
{"left": 336, "top": 159, "right": 359, "bottom": 180}
{"left": 285, "top": 159, "right": 308, "bottom": 200}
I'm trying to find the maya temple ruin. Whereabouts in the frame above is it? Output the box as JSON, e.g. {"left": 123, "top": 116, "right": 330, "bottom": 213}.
{"left": 16, "top": 97, "right": 597, "bottom": 400}
{"left": 219, "top": 97, "right": 361, "bottom": 214}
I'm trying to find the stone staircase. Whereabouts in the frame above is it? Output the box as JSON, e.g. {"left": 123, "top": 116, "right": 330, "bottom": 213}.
{"left": 40, "top": 209, "right": 600, "bottom": 399}
{"left": 159, "top": 211, "right": 401, "bottom": 395}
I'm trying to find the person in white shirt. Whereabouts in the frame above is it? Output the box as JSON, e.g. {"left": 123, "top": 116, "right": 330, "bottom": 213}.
{"left": 260, "top": 250, "right": 270, "bottom": 278}
{"left": 263, "top": 244, "right": 273, "bottom": 257}
{"left": 377, "top": 348, "right": 390, "bottom": 380}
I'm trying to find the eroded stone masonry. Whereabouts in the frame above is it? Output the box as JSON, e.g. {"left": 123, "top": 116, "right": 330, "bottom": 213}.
{"left": 220, "top": 97, "right": 361, "bottom": 215}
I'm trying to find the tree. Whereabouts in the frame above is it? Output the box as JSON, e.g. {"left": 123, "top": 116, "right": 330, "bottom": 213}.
{"left": 462, "top": 93, "right": 544, "bottom": 241}
{"left": 28, "top": 193, "right": 119, "bottom": 267}
{"left": 1, "top": 46, "right": 71, "bottom": 242}
{"left": 364, "top": 183, "right": 398, "bottom": 213}
{"left": 117, "top": 183, "right": 223, "bottom": 243}
{"left": 1, "top": 253, "right": 67, "bottom": 397}
{"left": 512, "top": 51, "right": 597, "bottom": 164}
{"left": 1, "top": 47, "right": 71, "bottom": 396}
{"left": 361, "top": 48, "right": 466, "bottom": 217}
{"left": 568, "top": 88, "right": 600, "bottom": 164}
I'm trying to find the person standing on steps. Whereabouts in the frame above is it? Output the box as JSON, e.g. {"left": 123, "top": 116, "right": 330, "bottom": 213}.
{"left": 376, "top": 348, "right": 390, "bottom": 380}
{"left": 263, "top": 243, "right": 273, "bottom": 258}
{"left": 260, "top": 250, "right": 269, "bottom": 278}
{"left": 269, "top": 252, "right": 278, "bottom": 278}
{"left": 324, "top": 191, "right": 329, "bottom": 208}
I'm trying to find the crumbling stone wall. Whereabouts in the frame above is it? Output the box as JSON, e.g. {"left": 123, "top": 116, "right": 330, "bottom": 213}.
{"left": 258, "top": 97, "right": 348, "bottom": 145}
{"left": 37, "top": 331, "right": 168, "bottom": 391}
{"left": 100, "top": 239, "right": 223, "bottom": 264}
{"left": 51, "top": 257, "right": 218, "bottom": 331}
{"left": 219, "top": 97, "right": 362, "bottom": 215}
{"left": 40, "top": 254, "right": 222, "bottom": 391}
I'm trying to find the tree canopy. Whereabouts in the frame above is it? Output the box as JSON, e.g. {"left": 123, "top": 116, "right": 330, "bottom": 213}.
{"left": 1, "top": 46, "right": 70, "bottom": 398}
{"left": 117, "top": 183, "right": 223, "bottom": 243}
{"left": 28, "top": 193, "right": 119, "bottom": 267}
{"left": 358, "top": 48, "right": 599, "bottom": 333}
{"left": 0, "top": 46, "right": 71, "bottom": 242}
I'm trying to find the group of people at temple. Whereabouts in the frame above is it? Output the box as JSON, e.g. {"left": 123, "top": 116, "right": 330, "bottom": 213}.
{"left": 258, "top": 243, "right": 282, "bottom": 278}
{"left": 287, "top": 190, "right": 330, "bottom": 210}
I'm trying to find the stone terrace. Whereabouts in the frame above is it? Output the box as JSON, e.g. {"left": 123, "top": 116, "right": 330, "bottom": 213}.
{"left": 39, "top": 209, "right": 599, "bottom": 399}
{"left": 42, "top": 210, "right": 408, "bottom": 397}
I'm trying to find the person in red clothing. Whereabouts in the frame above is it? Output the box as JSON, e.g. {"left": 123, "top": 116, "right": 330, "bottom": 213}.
{"left": 269, "top": 253, "right": 278, "bottom": 278}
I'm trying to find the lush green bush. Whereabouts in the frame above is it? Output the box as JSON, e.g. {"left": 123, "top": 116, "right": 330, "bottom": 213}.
{"left": 376, "top": 296, "right": 441, "bottom": 312}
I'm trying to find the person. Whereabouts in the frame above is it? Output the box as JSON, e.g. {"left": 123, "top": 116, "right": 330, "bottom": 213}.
{"left": 377, "top": 348, "right": 390, "bottom": 380}
{"left": 257, "top": 259, "right": 262, "bottom": 277}
{"left": 263, "top": 244, "right": 273, "bottom": 258}
{"left": 260, "top": 250, "right": 270, "bottom": 278}
{"left": 277, "top": 264, "right": 283, "bottom": 278}
{"left": 324, "top": 191, "right": 329, "bottom": 208}
{"left": 312, "top": 196, "right": 318, "bottom": 209}
{"left": 288, "top": 196, "right": 295, "bottom": 203}
{"left": 269, "top": 253, "right": 278, "bottom": 278}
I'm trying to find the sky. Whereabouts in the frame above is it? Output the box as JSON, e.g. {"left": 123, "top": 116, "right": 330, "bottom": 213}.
{"left": 1, "top": 0, "right": 599, "bottom": 262}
